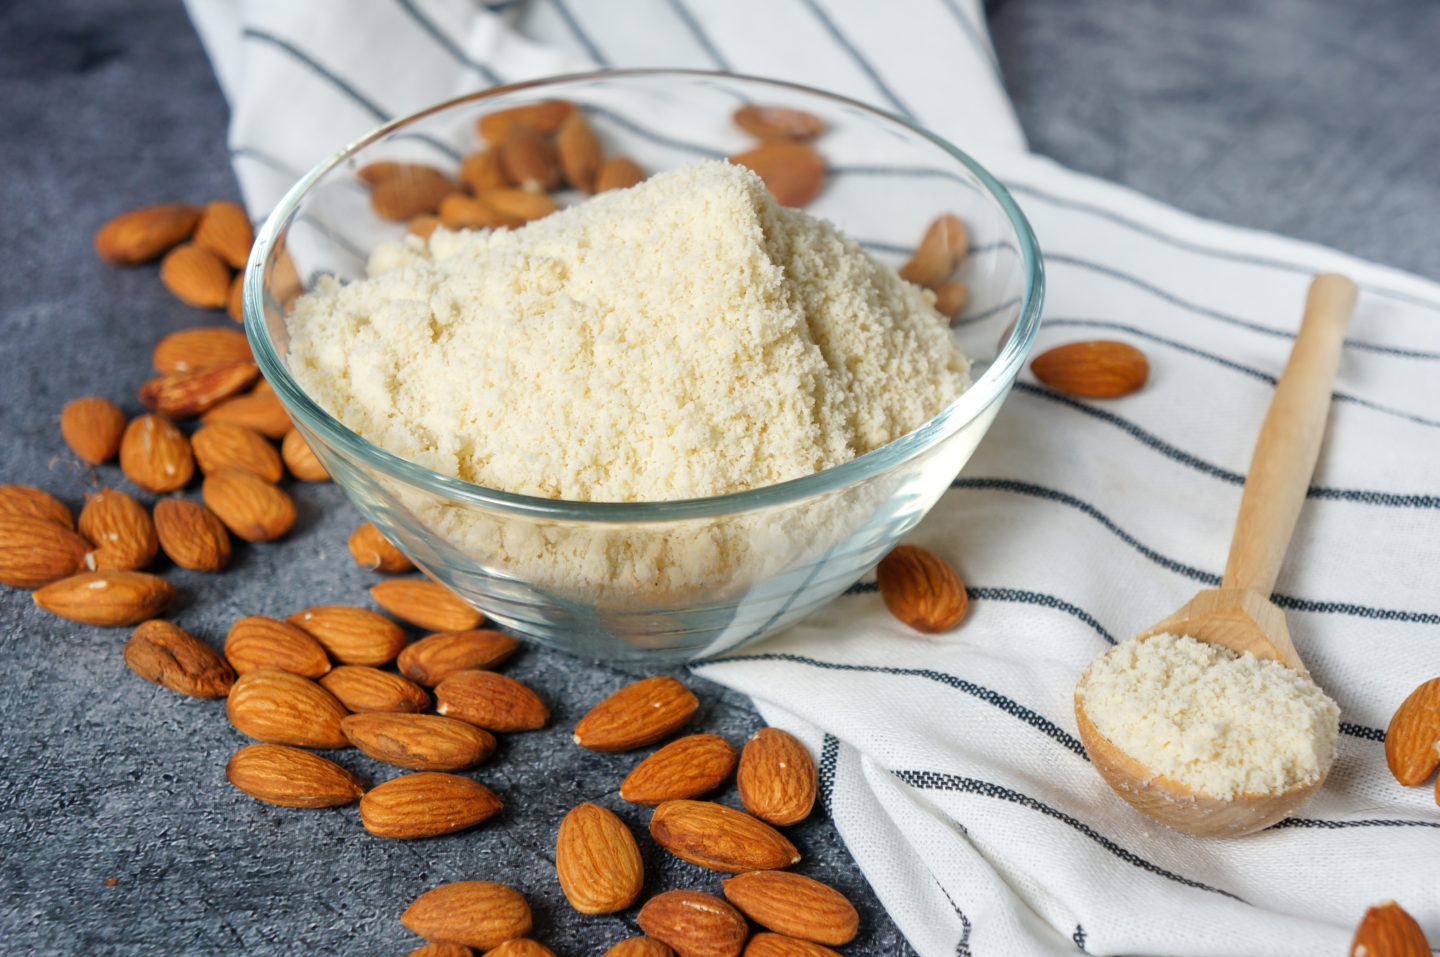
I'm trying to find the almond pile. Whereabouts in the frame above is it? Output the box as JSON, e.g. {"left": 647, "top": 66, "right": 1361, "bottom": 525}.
{"left": 96, "top": 200, "right": 254, "bottom": 320}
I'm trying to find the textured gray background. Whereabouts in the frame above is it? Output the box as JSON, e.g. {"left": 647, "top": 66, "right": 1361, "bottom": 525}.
{"left": 1, "top": 1, "right": 1437, "bottom": 955}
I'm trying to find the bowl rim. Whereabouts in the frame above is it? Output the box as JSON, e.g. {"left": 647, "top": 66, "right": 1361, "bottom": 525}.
{"left": 244, "top": 68, "right": 1045, "bottom": 523}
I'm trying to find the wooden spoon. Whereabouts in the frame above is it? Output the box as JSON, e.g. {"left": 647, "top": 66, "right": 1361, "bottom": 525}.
{"left": 1074, "top": 273, "right": 1358, "bottom": 837}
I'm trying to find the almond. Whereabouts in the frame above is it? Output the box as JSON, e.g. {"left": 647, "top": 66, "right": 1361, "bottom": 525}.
{"left": 1385, "top": 677, "right": 1440, "bottom": 786}
{"left": 742, "top": 934, "right": 843, "bottom": 957}
{"left": 0, "top": 484, "right": 73, "bottom": 528}
{"left": 574, "top": 676, "right": 698, "bottom": 752}
{"left": 280, "top": 428, "right": 329, "bottom": 481}
{"left": 0, "top": 516, "right": 90, "bottom": 588}
{"left": 409, "top": 215, "right": 442, "bottom": 239}
{"left": 486, "top": 942, "right": 556, "bottom": 957}
{"left": 934, "top": 281, "right": 969, "bottom": 321}
{"left": 478, "top": 101, "right": 574, "bottom": 144}
{"left": 403, "top": 881, "right": 532, "bottom": 950}
{"left": 225, "top": 615, "right": 331, "bottom": 678}
{"left": 1030, "top": 340, "right": 1150, "bottom": 398}
{"left": 434, "top": 670, "right": 548, "bottom": 732}
{"left": 356, "top": 161, "right": 415, "bottom": 186}
{"left": 202, "top": 468, "right": 296, "bottom": 542}
{"left": 360, "top": 771, "right": 501, "bottom": 839}
{"left": 637, "top": 890, "right": 748, "bottom": 957}
{"left": 649, "top": 800, "right": 800, "bottom": 873}
{"left": 899, "top": 214, "right": 968, "bottom": 289}
{"left": 227, "top": 273, "right": 245, "bottom": 322}
{"left": 341, "top": 712, "right": 495, "bottom": 771}
{"left": 729, "top": 143, "right": 825, "bottom": 207}
{"left": 407, "top": 945, "right": 475, "bottom": 957}
{"left": 556, "top": 111, "right": 601, "bottom": 193}
{"left": 78, "top": 488, "right": 159, "bottom": 571}
{"left": 439, "top": 193, "right": 511, "bottom": 231}
{"left": 160, "top": 243, "right": 232, "bottom": 309}
{"left": 348, "top": 522, "right": 415, "bottom": 574}
{"left": 371, "top": 166, "right": 458, "bottom": 220}
{"left": 556, "top": 803, "right": 644, "bottom": 914}
{"left": 152, "top": 499, "right": 232, "bottom": 572}
{"left": 193, "top": 200, "right": 254, "bottom": 269}
{"left": 594, "top": 157, "right": 646, "bottom": 193}
{"left": 191, "top": 422, "right": 284, "bottom": 482}
{"left": 225, "top": 668, "right": 350, "bottom": 748}
{"left": 152, "top": 326, "right": 252, "bottom": 374}
{"left": 603, "top": 939, "right": 675, "bottom": 957}
{"left": 1350, "top": 900, "right": 1431, "bottom": 957}
{"left": 225, "top": 743, "right": 363, "bottom": 808}
{"left": 119, "top": 414, "right": 195, "bottom": 493}
{"left": 737, "top": 728, "right": 817, "bottom": 827}
{"left": 721, "top": 872, "right": 857, "bottom": 946}
{"left": 60, "top": 397, "right": 127, "bottom": 464}
{"left": 622, "top": 734, "right": 738, "bottom": 806}
{"left": 733, "top": 105, "right": 825, "bottom": 141}
{"left": 287, "top": 605, "right": 408, "bottom": 666}
{"left": 123, "top": 619, "right": 235, "bottom": 698}
{"left": 477, "top": 188, "right": 558, "bottom": 223}
{"left": 398, "top": 629, "right": 520, "bottom": 686}
{"left": 94, "top": 204, "right": 200, "bottom": 265}
{"left": 320, "top": 665, "right": 430, "bottom": 713}
{"left": 201, "top": 388, "right": 292, "bottom": 438}
{"left": 501, "top": 123, "right": 560, "bottom": 193}
{"left": 459, "top": 149, "right": 509, "bottom": 193}
{"left": 876, "top": 544, "right": 968, "bottom": 633}
{"left": 140, "top": 360, "right": 259, "bottom": 419}
{"left": 33, "top": 570, "right": 175, "bottom": 625}
{"left": 371, "top": 578, "right": 483, "bottom": 632}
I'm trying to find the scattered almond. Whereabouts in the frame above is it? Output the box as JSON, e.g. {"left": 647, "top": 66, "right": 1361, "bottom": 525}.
{"left": 434, "top": 669, "right": 549, "bottom": 732}
{"left": 320, "top": 665, "right": 430, "bottom": 713}
{"left": 478, "top": 101, "right": 574, "bottom": 144}
{"left": 202, "top": 468, "right": 295, "bottom": 542}
{"left": 371, "top": 578, "right": 483, "bottom": 632}
{"left": 225, "top": 743, "right": 363, "bottom": 808}
{"left": 637, "top": 890, "right": 749, "bottom": 957}
{"left": 152, "top": 326, "right": 252, "bottom": 374}
{"left": 501, "top": 123, "right": 560, "bottom": 193}
{"left": 603, "top": 939, "right": 675, "bottom": 957}
{"left": 729, "top": 142, "right": 825, "bottom": 207}
{"left": 397, "top": 629, "right": 520, "bottom": 686}
{"left": 402, "top": 880, "right": 532, "bottom": 949}
{"left": 60, "top": 397, "right": 127, "bottom": 464}
{"left": 280, "top": 428, "right": 329, "bottom": 481}
{"left": 556, "top": 111, "right": 601, "bottom": 193}
{"left": 899, "top": 214, "right": 968, "bottom": 289}
{"left": 32, "top": 570, "right": 175, "bottom": 625}
{"left": 225, "top": 668, "right": 350, "bottom": 748}
{"left": 621, "top": 734, "right": 738, "bottom": 807}
{"left": 227, "top": 273, "right": 245, "bottom": 322}
{"left": 348, "top": 522, "right": 415, "bottom": 574}
{"left": 152, "top": 498, "right": 232, "bottom": 572}
{"left": 225, "top": 615, "right": 331, "bottom": 678}
{"left": 193, "top": 200, "right": 254, "bottom": 269}
{"left": 1350, "top": 900, "right": 1431, "bottom": 957}
{"left": 934, "top": 281, "right": 969, "bottom": 321}
{"left": 556, "top": 803, "right": 645, "bottom": 914}
{"left": 201, "top": 388, "right": 292, "bottom": 438}
{"left": 160, "top": 243, "right": 232, "bottom": 309}
{"left": 78, "top": 488, "right": 158, "bottom": 571}
{"left": 1030, "top": 340, "right": 1150, "bottom": 398}
{"left": 341, "top": 712, "right": 496, "bottom": 771}
{"left": 371, "top": 166, "right": 459, "bottom": 221}
{"left": 733, "top": 105, "right": 825, "bottom": 141}
{"left": 140, "top": 360, "right": 259, "bottom": 419}
{"left": 191, "top": 422, "right": 284, "bottom": 482}
{"left": 0, "top": 516, "right": 91, "bottom": 588}
{"left": 574, "top": 676, "right": 698, "bottom": 752}
{"left": 742, "top": 934, "right": 843, "bottom": 957}
{"left": 594, "top": 157, "right": 646, "bottom": 192}
{"left": 94, "top": 204, "right": 201, "bottom": 265}
{"left": 477, "top": 188, "right": 558, "bottom": 223}
{"left": 287, "top": 606, "right": 408, "bottom": 666}
{"left": 0, "top": 484, "right": 73, "bottom": 528}
{"left": 649, "top": 800, "right": 800, "bottom": 873}
{"left": 722, "top": 871, "right": 858, "bottom": 946}
{"left": 460, "top": 149, "right": 509, "bottom": 193}
{"left": 119, "top": 414, "right": 195, "bottom": 493}
{"left": 360, "top": 771, "right": 501, "bottom": 839}
{"left": 876, "top": 544, "right": 968, "bottom": 633}
{"left": 737, "top": 727, "right": 817, "bottom": 827}
{"left": 123, "top": 619, "right": 235, "bottom": 698}
{"left": 1385, "top": 677, "right": 1440, "bottom": 786}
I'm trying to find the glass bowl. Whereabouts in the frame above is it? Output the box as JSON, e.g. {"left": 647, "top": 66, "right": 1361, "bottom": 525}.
{"left": 244, "top": 70, "right": 1043, "bottom": 662}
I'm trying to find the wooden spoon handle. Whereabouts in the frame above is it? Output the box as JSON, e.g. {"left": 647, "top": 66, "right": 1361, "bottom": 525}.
{"left": 1222, "top": 274, "right": 1358, "bottom": 595}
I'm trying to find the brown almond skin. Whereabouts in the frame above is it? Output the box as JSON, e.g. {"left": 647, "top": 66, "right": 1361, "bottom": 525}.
{"left": 287, "top": 606, "right": 408, "bottom": 666}
{"left": 459, "top": 149, "right": 508, "bottom": 193}
{"left": 226, "top": 273, "right": 244, "bottom": 322}
{"left": 500, "top": 123, "right": 560, "bottom": 192}
{"left": 899, "top": 214, "right": 969, "bottom": 290}
{"left": 152, "top": 499, "right": 232, "bottom": 572}
{"left": 124, "top": 620, "right": 235, "bottom": 698}
{"left": 360, "top": 771, "right": 501, "bottom": 839}
{"left": 439, "top": 193, "right": 508, "bottom": 230}
{"left": 407, "top": 945, "right": 475, "bottom": 957}
{"left": 191, "top": 422, "right": 284, "bottom": 482}
{"left": 160, "top": 242, "right": 232, "bottom": 308}
{"left": 556, "top": 803, "right": 645, "bottom": 914}
{"left": 621, "top": 734, "right": 738, "bottom": 807}
{"left": 435, "top": 670, "right": 548, "bottom": 732}
{"left": 0, "top": 484, "right": 74, "bottom": 529}
{"left": 33, "top": 570, "right": 175, "bottom": 625}
{"left": 934, "top": 281, "right": 969, "bottom": 321}
{"left": 737, "top": 728, "right": 817, "bottom": 827}
{"left": 733, "top": 105, "right": 826, "bottom": 141}
{"left": 398, "top": 629, "right": 520, "bottom": 686}
{"left": 119, "top": 414, "right": 195, "bottom": 494}
{"left": 202, "top": 468, "right": 296, "bottom": 542}
{"left": 348, "top": 522, "right": 415, "bottom": 573}
{"left": 729, "top": 142, "right": 825, "bottom": 207}
{"left": 280, "top": 428, "right": 329, "bottom": 481}
{"left": 722, "top": 872, "right": 858, "bottom": 946}
{"left": 876, "top": 544, "right": 968, "bottom": 633}
{"left": 603, "top": 939, "right": 675, "bottom": 957}
{"left": 225, "top": 743, "right": 363, "bottom": 808}
{"left": 638, "top": 890, "right": 748, "bottom": 957}
{"left": 742, "top": 934, "right": 843, "bottom": 957}
{"left": 224, "top": 615, "right": 331, "bottom": 678}
{"left": 94, "top": 204, "right": 200, "bottom": 265}
{"left": 78, "top": 488, "right": 159, "bottom": 571}
{"left": 341, "top": 712, "right": 495, "bottom": 771}
{"left": 478, "top": 100, "right": 574, "bottom": 144}
{"left": 320, "top": 665, "right": 430, "bottom": 713}
{"left": 1030, "top": 340, "right": 1150, "bottom": 398}
{"left": 477, "top": 188, "right": 557, "bottom": 223}
{"left": 193, "top": 199, "right": 254, "bottom": 269}
{"left": 556, "top": 111, "right": 601, "bottom": 193}
{"left": 403, "top": 881, "right": 532, "bottom": 949}
{"left": 371, "top": 166, "right": 458, "bottom": 220}
{"left": 487, "top": 941, "right": 556, "bottom": 957}
{"left": 574, "top": 676, "right": 698, "bottom": 752}
{"left": 0, "top": 516, "right": 91, "bottom": 588}
{"left": 594, "top": 157, "right": 646, "bottom": 192}
{"left": 1349, "top": 901, "right": 1431, "bottom": 957}
{"left": 371, "top": 578, "right": 483, "bottom": 632}
{"left": 201, "top": 389, "right": 292, "bottom": 438}
{"left": 152, "top": 326, "right": 252, "bottom": 374}
{"left": 139, "top": 360, "right": 259, "bottom": 419}
{"left": 225, "top": 668, "right": 350, "bottom": 749}
{"left": 649, "top": 800, "right": 800, "bottom": 873}
{"left": 1385, "top": 677, "right": 1440, "bottom": 785}
{"left": 60, "top": 397, "right": 127, "bottom": 463}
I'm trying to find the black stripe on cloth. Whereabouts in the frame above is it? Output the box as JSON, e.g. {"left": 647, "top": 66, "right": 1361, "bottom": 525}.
{"left": 842, "top": 580, "right": 1117, "bottom": 643}
{"left": 546, "top": 0, "right": 611, "bottom": 66}
{"left": 1073, "top": 925, "right": 1088, "bottom": 951}
{"left": 894, "top": 769, "right": 1245, "bottom": 901}
{"left": 1273, "top": 816, "right": 1440, "bottom": 830}
{"left": 1339, "top": 723, "right": 1385, "bottom": 742}
{"left": 933, "top": 0, "right": 1002, "bottom": 77}
{"left": 393, "top": 0, "right": 503, "bottom": 85}
{"left": 664, "top": 0, "right": 732, "bottom": 70}
{"left": 792, "top": 0, "right": 918, "bottom": 120}
{"left": 957, "top": 295, "right": 1022, "bottom": 325}
{"left": 937, "top": 883, "right": 975, "bottom": 957}
{"left": 818, "top": 733, "right": 839, "bottom": 815}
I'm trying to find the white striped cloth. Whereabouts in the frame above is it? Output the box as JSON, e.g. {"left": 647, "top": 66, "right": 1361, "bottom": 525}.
{"left": 185, "top": 2, "right": 1440, "bottom": 953}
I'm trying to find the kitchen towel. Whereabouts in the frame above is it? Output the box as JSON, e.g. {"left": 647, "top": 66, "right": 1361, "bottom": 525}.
{"left": 184, "top": 1, "right": 1440, "bottom": 953}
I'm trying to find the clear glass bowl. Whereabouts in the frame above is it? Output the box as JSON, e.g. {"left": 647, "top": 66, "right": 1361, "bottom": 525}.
{"left": 244, "top": 70, "right": 1043, "bottom": 662}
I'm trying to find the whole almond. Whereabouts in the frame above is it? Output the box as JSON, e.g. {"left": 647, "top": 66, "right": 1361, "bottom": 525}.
{"left": 487, "top": 942, "right": 556, "bottom": 957}
{"left": 357, "top": 161, "right": 426, "bottom": 187}
{"left": 742, "top": 934, "right": 843, "bottom": 957}
{"left": 408, "top": 946, "right": 476, "bottom": 957}
{"left": 403, "top": 881, "right": 532, "bottom": 949}
{"left": 501, "top": 123, "right": 560, "bottom": 193}
{"left": 140, "top": 360, "right": 259, "bottom": 419}
{"left": 60, "top": 397, "right": 127, "bottom": 464}
{"left": 556, "top": 803, "right": 644, "bottom": 914}
{"left": 0, "top": 516, "right": 91, "bottom": 588}
{"left": 722, "top": 872, "right": 858, "bottom": 946}
{"left": 638, "top": 890, "right": 748, "bottom": 957}
{"left": 202, "top": 468, "right": 295, "bottom": 542}
{"left": 899, "top": 214, "right": 968, "bottom": 289}
{"left": 78, "top": 488, "right": 158, "bottom": 571}
{"left": 603, "top": 939, "right": 675, "bottom": 957}
{"left": 227, "top": 273, "right": 245, "bottom": 322}
{"left": 574, "top": 676, "right": 698, "bottom": 752}
{"left": 460, "top": 149, "right": 509, "bottom": 193}
{"left": 348, "top": 522, "right": 416, "bottom": 574}
{"left": 371, "top": 166, "right": 458, "bottom": 220}
{"left": 435, "top": 670, "right": 548, "bottom": 732}
{"left": 737, "top": 728, "right": 817, "bottom": 827}
{"left": 360, "top": 771, "right": 501, "bottom": 839}
{"left": 556, "top": 112, "right": 602, "bottom": 193}
{"left": 94, "top": 204, "right": 200, "bottom": 265}
{"left": 621, "top": 734, "right": 738, "bottom": 807}
{"left": 225, "top": 743, "right": 363, "bottom": 808}
{"left": 287, "top": 606, "right": 408, "bottom": 666}
{"left": 201, "top": 389, "right": 292, "bottom": 438}
{"left": 1385, "top": 677, "right": 1440, "bottom": 786}
{"left": 733, "top": 105, "right": 825, "bottom": 141}
{"left": 191, "top": 422, "right": 284, "bottom": 482}
{"left": 124, "top": 619, "right": 235, "bottom": 698}
{"left": 934, "top": 281, "right": 969, "bottom": 321}
{"left": 320, "top": 665, "right": 430, "bottom": 713}
{"left": 281, "top": 428, "right": 329, "bottom": 481}
{"left": 341, "top": 712, "right": 496, "bottom": 771}
{"left": 0, "top": 484, "right": 73, "bottom": 528}
{"left": 119, "top": 414, "right": 195, "bottom": 493}
{"left": 1350, "top": 900, "right": 1431, "bottom": 957}
{"left": 440, "top": 193, "right": 509, "bottom": 231}
{"left": 649, "top": 800, "right": 800, "bottom": 872}
{"left": 152, "top": 498, "right": 232, "bottom": 572}
{"left": 193, "top": 200, "right": 254, "bottom": 269}
{"left": 1030, "top": 340, "right": 1150, "bottom": 398}
{"left": 876, "top": 544, "right": 968, "bottom": 633}
{"left": 225, "top": 615, "right": 331, "bottom": 678}
{"left": 153, "top": 327, "right": 252, "bottom": 374}
{"left": 33, "top": 570, "right": 175, "bottom": 625}
{"left": 398, "top": 629, "right": 520, "bottom": 686}
{"left": 477, "top": 188, "right": 558, "bottom": 223}
{"left": 478, "top": 101, "right": 574, "bottom": 144}
{"left": 594, "top": 157, "right": 646, "bottom": 192}
{"left": 729, "top": 142, "right": 825, "bottom": 207}
{"left": 225, "top": 668, "right": 350, "bottom": 748}
{"left": 371, "top": 579, "right": 483, "bottom": 632}
{"left": 160, "top": 243, "right": 231, "bottom": 309}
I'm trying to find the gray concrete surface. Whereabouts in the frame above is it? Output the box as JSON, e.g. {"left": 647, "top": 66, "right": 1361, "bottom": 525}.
{"left": 1, "top": 1, "right": 1436, "bottom": 954}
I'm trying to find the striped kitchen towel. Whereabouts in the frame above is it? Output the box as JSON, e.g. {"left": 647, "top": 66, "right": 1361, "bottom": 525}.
{"left": 184, "top": 1, "right": 1440, "bottom": 954}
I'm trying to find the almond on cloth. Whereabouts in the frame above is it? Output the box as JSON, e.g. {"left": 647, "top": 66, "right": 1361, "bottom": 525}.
{"left": 320, "top": 665, "right": 430, "bottom": 713}
{"left": 152, "top": 499, "right": 232, "bottom": 572}
{"left": 370, "top": 578, "right": 483, "bottom": 632}
{"left": 478, "top": 100, "right": 574, "bottom": 144}
{"left": 225, "top": 743, "right": 363, "bottom": 808}
{"left": 594, "top": 157, "right": 646, "bottom": 192}
{"left": 1030, "top": 340, "right": 1150, "bottom": 398}
{"left": 899, "top": 214, "right": 968, "bottom": 290}
{"left": 402, "top": 880, "right": 532, "bottom": 949}
{"left": 360, "top": 771, "right": 501, "bottom": 839}
{"left": 555, "top": 803, "right": 645, "bottom": 914}
{"left": 280, "top": 428, "right": 329, "bottom": 481}
{"left": 729, "top": 142, "right": 825, "bottom": 208}
{"left": 201, "top": 388, "right": 292, "bottom": 438}
{"left": 191, "top": 422, "right": 284, "bottom": 482}
{"left": 193, "top": 199, "right": 254, "bottom": 269}
{"left": 721, "top": 872, "right": 858, "bottom": 946}
{"left": 741, "top": 934, "right": 843, "bottom": 957}
{"left": 152, "top": 326, "right": 252, "bottom": 374}
{"left": 407, "top": 945, "right": 476, "bottom": 957}
{"left": 341, "top": 712, "right": 496, "bottom": 771}
{"left": 574, "top": 676, "right": 699, "bottom": 752}
{"left": 876, "top": 544, "right": 968, "bottom": 633}
{"left": 1350, "top": 900, "right": 1431, "bottom": 957}
{"left": 348, "top": 522, "right": 415, "bottom": 574}
{"left": 60, "top": 397, "right": 127, "bottom": 464}
{"left": 94, "top": 203, "right": 200, "bottom": 265}
{"left": 459, "top": 148, "right": 509, "bottom": 193}
{"left": 434, "top": 669, "right": 548, "bottom": 732}
{"left": 556, "top": 111, "right": 602, "bottom": 193}
{"left": 287, "top": 605, "right": 408, "bottom": 666}
{"left": 140, "top": 361, "right": 259, "bottom": 419}
{"left": 202, "top": 468, "right": 296, "bottom": 542}
{"left": 0, "top": 484, "right": 74, "bottom": 528}
{"left": 1385, "top": 677, "right": 1440, "bottom": 785}
{"left": 620, "top": 734, "right": 738, "bottom": 806}
{"left": 370, "top": 165, "right": 459, "bottom": 221}
{"left": 119, "top": 414, "right": 194, "bottom": 493}
{"left": 123, "top": 619, "right": 235, "bottom": 698}
{"left": 602, "top": 939, "right": 675, "bottom": 957}
{"left": 225, "top": 615, "right": 331, "bottom": 678}
{"left": 649, "top": 800, "right": 800, "bottom": 872}
{"left": 500, "top": 123, "right": 561, "bottom": 193}
{"left": 225, "top": 668, "right": 350, "bottom": 749}
{"left": 637, "top": 890, "right": 748, "bottom": 957}
{"left": 397, "top": 629, "right": 520, "bottom": 686}
{"left": 160, "top": 242, "right": 232, "bottom": 309}
{"left": 733, "top": 105, "right": 825, "bottom": 141}
{"left": 0, "top": 516, "right": 91, "bottom": 588}
{"left": 736, "top": 727, "right": 818, "bottom": 827}
{"left": 33, "top": 570, "right": 175, "bottom": 625}
{"left": 78, "top": 488, "right": 159, "bottom": 571}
